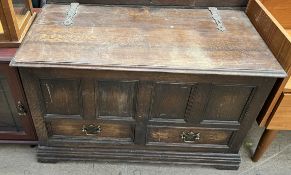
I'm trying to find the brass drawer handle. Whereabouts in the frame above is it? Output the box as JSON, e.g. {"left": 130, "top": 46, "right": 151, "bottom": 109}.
{"left": 82, "top": 124, "right": 102, "bottom": 135}
{"left": 181, "top": 131, "right": 200, "bottom": 143}
{"left": 17, "top": 101, "right": 27, "bottom": 116}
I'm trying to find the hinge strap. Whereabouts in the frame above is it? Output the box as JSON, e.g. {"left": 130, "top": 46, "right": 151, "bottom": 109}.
{"left": 64, "top": 3, "right": 79, "bottom": 26}
{"left": 208, "top": 7, "right": 226, "bottom": 32}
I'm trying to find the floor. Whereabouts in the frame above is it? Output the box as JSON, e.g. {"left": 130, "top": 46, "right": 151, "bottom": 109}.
{"left": 0, "top": 123, "right": 291, "bottom": 175}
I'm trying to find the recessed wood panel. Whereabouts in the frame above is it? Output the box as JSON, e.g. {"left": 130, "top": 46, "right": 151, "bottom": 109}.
{"left": 40, "top": 79, "right": 81, "bottom": 115}
{"left": 97, "top": 81, "right": 137, "bottom": 118}
{"left": 204, "top": 85, "right": 254, "bottom": 122}
{"left": 150, "top": 82, "right": 193, "bottom": 120}
{"left": 147, "top": 126, "right": 233, "bottom": 146}
{"left": 0, "top": 76, "right": 22, "bottom": 131}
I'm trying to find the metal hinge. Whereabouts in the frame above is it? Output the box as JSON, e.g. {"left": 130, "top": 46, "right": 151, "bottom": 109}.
{"left": 208, "top": 7, "right": 226, "bottom": 32}
{"left": 64, "top": 3, "right": 79, "bottom": 26}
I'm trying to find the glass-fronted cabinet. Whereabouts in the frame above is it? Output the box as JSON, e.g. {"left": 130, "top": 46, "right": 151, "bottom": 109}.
{"left": 0, "top": 48, "right": 37, "bottom": 143}
{"left": 0, "top": 0, "right": 36, "bottom": 47}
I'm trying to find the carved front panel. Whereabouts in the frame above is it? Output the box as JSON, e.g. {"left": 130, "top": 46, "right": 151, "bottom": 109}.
{"left": 40, "top": 79, "right": 82, "bottom": 116}
{"left": 203, "top": 85, "right": 255, "bottom": 123}
{"left": 150, "top": 83, "right": 256, "bottom": 125}
{"left": 38, "top": 77, "right": 257, "bottom": 127}
{"left": 150, "top": 82, "right": 195, "bottom": 121}
{"left": 96, "top": 80, "right": 138, "bottom": 119}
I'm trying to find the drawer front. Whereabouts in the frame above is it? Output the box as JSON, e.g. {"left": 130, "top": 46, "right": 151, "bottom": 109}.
{"left": 268, "top": 93, "right": 291, "bottom": 130}
{"left": 47, "top": 120, "right": 134, "bottom": 143}
{"left": 147, "top": 126, "right": 233, "bottom": 147}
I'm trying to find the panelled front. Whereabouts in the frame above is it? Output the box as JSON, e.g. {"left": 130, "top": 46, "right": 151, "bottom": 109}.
{"left": 150, "top": 83, "right": 256, "bottom": 125}
{"left": 21, "top": 68, "right": 274, "bottom": 152}
{"left": 38, "top": 78, "right": 138, "bottom": 144}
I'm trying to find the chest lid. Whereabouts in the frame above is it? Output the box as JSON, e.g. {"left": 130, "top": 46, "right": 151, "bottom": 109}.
{"left": 11, "top": 4, "right": 285, "bottom": 77}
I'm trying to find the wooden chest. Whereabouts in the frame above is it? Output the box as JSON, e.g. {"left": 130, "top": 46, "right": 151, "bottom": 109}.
{"left": 11, "top": 3, "right": 285, "bottom": 170}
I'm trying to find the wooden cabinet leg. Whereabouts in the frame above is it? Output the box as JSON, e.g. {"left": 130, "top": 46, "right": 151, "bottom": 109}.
{"left": 252, "top": 129, "right": 278, "bottom": 162}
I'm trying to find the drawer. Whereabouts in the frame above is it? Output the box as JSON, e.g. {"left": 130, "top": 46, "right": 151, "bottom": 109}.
{"left": 47, "top": 119, "right": 134, "bottom": 143}
{"left": 147, "top": 126, "right": 233, "bottom": 147}
{"left": 247, "top": 0, "right": 291, "bottom": 72}
{"left": 268, "top": 93, "right": 291, "bottom": 130}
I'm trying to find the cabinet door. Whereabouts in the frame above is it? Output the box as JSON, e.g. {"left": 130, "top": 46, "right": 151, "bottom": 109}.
{"left": 0, "top": 62, "right": 37, "bottom": 141}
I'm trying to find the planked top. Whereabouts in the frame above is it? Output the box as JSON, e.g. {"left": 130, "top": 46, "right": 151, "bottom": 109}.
{"left": 11, "top": 4, "right": 285, "bottom": 77}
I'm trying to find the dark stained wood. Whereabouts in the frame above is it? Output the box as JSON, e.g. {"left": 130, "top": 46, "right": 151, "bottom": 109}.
{"left": 150, "top": 82, "right": 193, "bottom": 120}
{"left": 11, "top": 4, "right": 285, "bottom": 78}
{"left": 97, "top": 80, "right": 138, "bottom": 118}
{"left": 19, "top": 66, "right": 277, "bottom": 169}
{"left": 147, "top": 126, "right": 233, "bottom": 145}
{"left": 40, "top": 78, "right": 82, "bottom": 115}
{"left": 19, "top": 69, "right": 48, "bottom": 144}
{"left": 204, "top": 84, "right": 255, "bottom": 123}
{"left": 135, "top": 82, "right": 152, "bottom": 145}
{"left": 184, "top": 83, "right": 211, "bottom": 123}
{"left": 48, "top": 119, "right": 134, "bottom": 142}
{"left": 13, "top": 4, "right": 285, "bottom": 170}
{"left": 252, "top": 129, "right": 278, "bottom": 162}
{"left": 37, "top": 146, "right": 241, "bottom": 170}
{"left": 0, "top": 48, "right": 37, "bottom": 142}
{"left": 0, "top": 75, "right": 22, "bottom": 131}
{"left": 81, "top": 79, "right": 96, "bottom": 120}
{"left": 47, "top": 0, "right": 248, "bottom": 7}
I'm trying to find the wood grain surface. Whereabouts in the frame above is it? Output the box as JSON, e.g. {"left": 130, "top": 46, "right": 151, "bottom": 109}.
{"left": 47, "top": 0, "right": 248, "bottom": 7}
{"left": 12, "top": 4, "right": 285, "bottom": 77}
{"left": 285, "top": 77, "right": 291, "bottom": 92}
{"left": 247, "top": 0, "right": 291, "bottom": 126}
{"left": 147, "top": 126, "right": 232, "bottom": 145}
{"left": 267, "top": 93, "right": 291, "bottom": 130}
{"left": 260, "top": 0, "right": 291, "bottom": 29}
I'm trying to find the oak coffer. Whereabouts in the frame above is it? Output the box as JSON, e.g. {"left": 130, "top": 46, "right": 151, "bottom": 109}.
{"left": 11, "top": 3, "right": 286, "bottom": 170}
